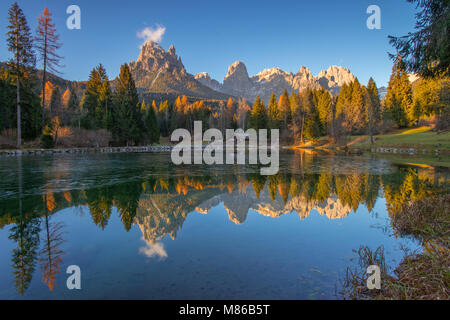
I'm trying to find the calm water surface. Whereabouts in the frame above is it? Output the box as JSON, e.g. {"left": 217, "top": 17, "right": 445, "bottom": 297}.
{"left": 0, "top": 151, "right": 447, "bottom": 299}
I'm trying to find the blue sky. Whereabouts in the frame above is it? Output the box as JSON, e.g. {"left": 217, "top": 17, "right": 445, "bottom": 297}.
{"left": 0, "top": 0, "right": 418, "bottom": 87}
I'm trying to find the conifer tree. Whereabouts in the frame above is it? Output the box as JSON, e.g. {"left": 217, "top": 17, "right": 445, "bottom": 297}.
{"left": 225, "top": 97, "right": 235, "bottom": 129}
{"left": 388, "top": 0, "right": 449, "bottom": 78}
{"left": 142, "top": 101, "right": 160, "bottom": 143}
{"left": 278, "top": 89, "right": 291, "bottom": 126}
{"left": 67, "top": 89, "right": 78, "bottom": 110}
{"left": 158, "top": 100, "right": 170, "bottom": 136}
{"left": 84, "top": 64, "right": 111, "bottom": 128}
{"left": 314, "top": 88, "right": 332, "bottom": 135}
{"left": 412, "top": 77, "right": 450, "bottom": 129}
{"left": 367, "top": 78, "right": 381, "bottom": 144}
{"left": 35, "top": 7, "right": 63, "bottom": 125}
{"left": 268, "top": 92, "right": 281, "bottom": 129}
{"left": 349, "top": 79, "right": 366, "bottom": 133}
{"left": 49, "top": 85, "right": 61, "bottom": 115}
{"left": 7, "top": 2, "right": 36, "bottom": 147}
{"left": 113, "top": 63, "right": 142, "bottom": 145}
{"left": 302, "top": 89, "right": 321, "bottom": 141}
{"left": 249, "top": 96, "right": 267, "bottom": 130}
{"left": 288, "top": 91, "right": 304, "bottom": 143}
{"left": 385, "top": 55, "right": 413, "bottom": 127}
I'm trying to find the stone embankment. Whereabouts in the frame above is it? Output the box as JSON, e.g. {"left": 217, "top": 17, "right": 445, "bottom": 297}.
{"left": 0, "top": 145, "right": 172, "bottom": 156}
{"left": 370, "top": 147, "right": 443, "bottom": 155}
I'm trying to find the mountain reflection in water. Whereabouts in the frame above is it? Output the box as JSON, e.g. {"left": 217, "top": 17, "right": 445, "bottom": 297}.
{"left": 0, "top": 151, "right": 447, "bottom": 298}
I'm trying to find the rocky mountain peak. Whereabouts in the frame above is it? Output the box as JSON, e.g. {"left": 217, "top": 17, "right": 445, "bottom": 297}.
{"left": 317, "top": 65, "right": 355, "bottom": 94}
{"left": 194, "top": 72, "right": 222, "bottom": 92}
{"left": 129, "top": 42, "right": 230, "bottom": 100}
{"left": 168, "top": 45, "right": 176, "bottom": 56}
{"left": 132, "top": 41, "right": 185, "bottom": 76}
{"left": 225, "top": 61, "right": 249, "bottom": 80}
{"left": 222, "top": 61, "right": 253, "bottom": 96}
{"left": 296, "top": 66, "right": 313, "bottom": 79}
{"left": 255, "top": 68, "right": 288, "bottom": 80}
{"left": 198, "top": 61, "right": 357, "bottom": 102}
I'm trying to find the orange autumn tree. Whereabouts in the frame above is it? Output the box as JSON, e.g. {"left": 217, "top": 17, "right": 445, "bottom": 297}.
{"left": 35, "top": 7, "right": 63, "bottom": 125}
{"left": 40, "top": 192, "right": 65, "bottom": 291}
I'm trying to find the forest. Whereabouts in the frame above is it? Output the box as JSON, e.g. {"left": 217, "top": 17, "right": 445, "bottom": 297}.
{"left": 1, "top": 2, "right": 448, "bottom": 149}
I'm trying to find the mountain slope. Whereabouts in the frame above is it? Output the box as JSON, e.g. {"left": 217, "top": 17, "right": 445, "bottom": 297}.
{"left": 129, "top": 41, "right": 231, "bottom": 100}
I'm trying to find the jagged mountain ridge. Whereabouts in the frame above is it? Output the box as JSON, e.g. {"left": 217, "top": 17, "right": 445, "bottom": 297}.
{"left": 195, "top": 61, "right": 356, "bottom": 103}
{"left": 134, "top": 182, "right": 354, "bottom": 245}
{"left": 129, "top": 41, "right": 231, "bottom": 100}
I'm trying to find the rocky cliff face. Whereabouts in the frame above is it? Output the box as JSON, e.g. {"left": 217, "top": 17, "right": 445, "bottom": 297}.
{"left": 195, "top": 61, "right": 356, "bottom": 103}
{"left": 129, "top": 41, "right": 230, "bottom": 99}
{"left": 195, "top": 185, "right": 352, "bottom": 224}
{"left": 134, "top": 182, "right": 353, "bottom": 244}
{"left": 317, "top": 66, "right": 355, "bottom": 94}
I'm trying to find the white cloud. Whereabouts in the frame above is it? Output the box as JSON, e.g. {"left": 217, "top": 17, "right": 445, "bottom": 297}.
{"left": 137, "top": 24, "right": 166, "bottom": 45}
{"left": 139, "top": 239, "right": 168, "bottom": 260}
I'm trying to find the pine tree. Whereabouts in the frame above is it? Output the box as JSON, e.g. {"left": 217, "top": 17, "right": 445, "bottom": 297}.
{"left": 314, "top": 88, "right": 332, "bottom": 135}
{"left": 83, "top": 64, "right": 111, "bottom": 128}
{"left": 367, "top": 78, "right": 380, "bottom": 144}
{"left": 268, "top": 92, "right": 281, "bottom": 129}
{"left": 7, "top": 2, "right": 36, "bottom": 147}
{"left": 388, "top": 0, "right": 449, "bottom": 78}
{"left": 67, "top": 89, "right": 78, "bottom": 110}
{"left": 113, "top": 63, "right": 142, "bottom": 145}
{"left": 249, "top": 96, "right": 267, "bottom": 130}
{"left": 99, "top": 74, "right": 112, "bottom": 129}
{"left": 385, "top": 55, "right": 413, "bottom": 127}
{"left": 412, "top": 77, "right": 450, "bottom": 129}
{"left": 225, "top": 97, "right": 235, "bottom": 129}
{"left": 143, "top": 101, "right": 160, "bottom": 144}
{"left": 158, "top": 100, "right": 170, "bottom": 136}
{"left": 278, "top": 89, "right": 290, "bottom": 126}
{"left": 301, "top": 88, "right": 320, "bottom": 141}
{"left": 335, "top": 83, "right": 352, "bottom": 134}
{"left": 35, "top": 7, "right": 63, "bottom": 125}
{"left": 49, "top": 85, "right": 61, "bottom": 115}
{"left": 349, "top": 79, "right": 366, "bottom": 133}
{"left": 288, "top": 91, "right": 304, "bottom": 144}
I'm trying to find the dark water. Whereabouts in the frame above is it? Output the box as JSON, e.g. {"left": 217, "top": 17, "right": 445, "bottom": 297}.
{"left": 0, "top": 151, "right": 447, "bottom": 299}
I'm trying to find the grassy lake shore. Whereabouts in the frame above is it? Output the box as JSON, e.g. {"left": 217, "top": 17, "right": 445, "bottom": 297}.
{"left": 290, "top": 126, "right": 450, "bottom": 167}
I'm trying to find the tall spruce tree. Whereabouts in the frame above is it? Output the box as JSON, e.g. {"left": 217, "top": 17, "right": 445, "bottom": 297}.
{"left": 388, "top": 0, "right": 449, "bottom": 78}
{"left": 278, "top": 89, "right": 291, "bottom": 126}
{"left": 367, "top": 78, "right": 381, "bottom": 144}
{"left": 113, "top": 63, "right": 142, "bottom": 145}
{"left": 268, "top": 92, "right": 281, "bottom": 129}
{"left": 83, "top": 64, "right": 111, "bottom": 128}
{"left": 314, "top": 88, "right": 332, "bottom": 135}
{"left": 385, "top": 55, "right": 413, "bottom": 127}
{"left": 302, "top": 88, "right": 320, "bottom": 141}
{"left": 143, "top": 101, "right": 160, "bottom": 144}
{"left": 7, "top": 2, "right": 36, "bottom": 147}
{"left": 249, "top": 96, "right": 267, "bottom": 130}
{"left": 49, "top": 85, "right": 61, "bottom": 115}
{"left": 349, "top": 79, "right": 367, "bottom": 133}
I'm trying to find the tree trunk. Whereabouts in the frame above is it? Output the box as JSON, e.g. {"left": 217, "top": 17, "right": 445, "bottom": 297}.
{"left": 42, "top": 66, "right": 46, "bottom": 123}
{"left": 300, "top": 113, "right": 305, "bottom": 144}
{"left": 16, "top": 68, "right": 21, "bottom": 148}
{"left": 42, "top": 25, "right": 48, "bottom": 125}
{"left": 369, "top": 113, "right": 374, "bottom": 145}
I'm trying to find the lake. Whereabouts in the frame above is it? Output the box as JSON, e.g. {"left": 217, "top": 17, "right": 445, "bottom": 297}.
{"left": 0, "top": 151, "right": 447, "bottom": 299}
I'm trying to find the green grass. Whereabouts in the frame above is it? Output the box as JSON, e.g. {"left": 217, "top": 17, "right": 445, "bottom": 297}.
{"left": 349, "top": 126, "right": 450, "bottom": 151}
